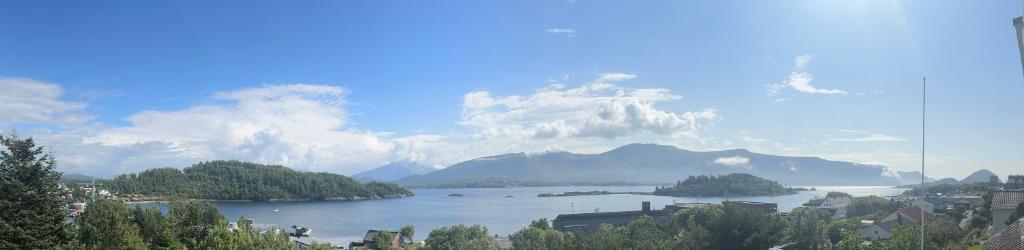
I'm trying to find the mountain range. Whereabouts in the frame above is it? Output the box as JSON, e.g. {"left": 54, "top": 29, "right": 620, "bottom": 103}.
{"left": 397, "top": 143, "right": 931, "bottom": 187}
{"left": 352, "top": 160, "right": 437, "bottom": 182}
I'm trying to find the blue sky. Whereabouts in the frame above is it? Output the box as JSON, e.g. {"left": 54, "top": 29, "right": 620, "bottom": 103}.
{"left": 1, "top": 0, "right": 1022, "bottom": 179}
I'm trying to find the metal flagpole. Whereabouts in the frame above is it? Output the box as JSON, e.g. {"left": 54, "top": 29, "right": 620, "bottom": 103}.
{"left": 920, "top": 76, "right": 926, "bottom": 250}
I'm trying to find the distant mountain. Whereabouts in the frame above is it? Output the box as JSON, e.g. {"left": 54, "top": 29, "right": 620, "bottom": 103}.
{"left": 931, "top": 178, "right": 960, "bottom": 185}
{"left": 60, "top": 173, "right": 99, "bottom": 183}
{"left": 960, "top": 169, "right": 998, "bottom": 184}
{"left": 352, "top": 161, "right": 437, "bottom": 182}
{"left": 397, "top": 143, "right": 932, "bottom": 187}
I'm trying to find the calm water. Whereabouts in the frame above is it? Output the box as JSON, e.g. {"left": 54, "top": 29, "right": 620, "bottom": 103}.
{"left": 150, "top": 186, "right": 905, "bottom": 245}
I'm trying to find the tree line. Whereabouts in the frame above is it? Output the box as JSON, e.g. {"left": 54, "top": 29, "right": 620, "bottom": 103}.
{"left": 105, "top": 160, "right": 412, "bottom": 201}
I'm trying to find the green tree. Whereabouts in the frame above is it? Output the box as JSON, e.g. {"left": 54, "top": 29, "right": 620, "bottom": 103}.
{"left": 131, "top": 206, "right": 181, "bottom": 249}
{"left": 167, "top": 200, "right": 225, "bottom": 249}
{"left": 785, "top": 207, "right": 831, "bottom": 250}
{"left": 575, "top": 224, "right": 625, "bottom": 250}
{"left": 674, "top": 204, "right": 785, "bottom": 250}
{"left": 0, "top": 134, "right": 70, "bottom": 249}
{"left": 72, "top": 199, "right": 148, "bottom": 250}
{"left": 400, "top": 225, "right": 416, "bottom": 244}
{"left": 510, "top": 222, "right": 570, "bottom": 250}
{"left": 529, "top": 218, "right": 551, "bottom": 230}
{"left": 423, "top": 224, "right": 499, "bottom": 250}
{"left": 620, "top": 216, "right": 671, "bottom": 249}
{"left": 373, "top": 229, "right": 396, "bottom": 250}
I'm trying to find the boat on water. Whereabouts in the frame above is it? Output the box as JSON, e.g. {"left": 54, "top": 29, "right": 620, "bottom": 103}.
{"left": 273, "top": 208, "right": 279, "bottom": 212}
{"left": 448, "top": 193, "right": 464, "bottom": 197}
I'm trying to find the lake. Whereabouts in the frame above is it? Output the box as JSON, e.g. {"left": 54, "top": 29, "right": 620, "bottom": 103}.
{"left": 151, "top": 185, "right": 906, "bottom": 245}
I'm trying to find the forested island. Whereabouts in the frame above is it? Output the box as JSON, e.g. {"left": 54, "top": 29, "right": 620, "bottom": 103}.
{"left": 652, "top": 173, "right": 797, "bottom": 197}
{"left": 105, "top": 160, "right": 413, "bottom": 201}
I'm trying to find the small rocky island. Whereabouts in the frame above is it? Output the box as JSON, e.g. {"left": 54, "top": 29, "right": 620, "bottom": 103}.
{"left": 653, "top": 173, "right": 797, "bottom": 197}
{"left": 105, "top": 160, "right": 413, "bottom": 202}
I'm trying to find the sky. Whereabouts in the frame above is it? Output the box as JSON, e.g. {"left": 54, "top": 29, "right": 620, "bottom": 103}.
{"left": 1, "top": 0, "right": 1022, "bottom": 180}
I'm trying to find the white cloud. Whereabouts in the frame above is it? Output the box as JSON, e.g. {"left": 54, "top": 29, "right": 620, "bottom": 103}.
{"left": 596, "top": 72, "right": 636, "bottom": 82}
{"left": 460, "top": 73, "right": 717, "bottom": 140}
{"left": 767, "top": 55, "right": 847, "bottom": 96}
{"left": 0, "top": 77, "right": 89, "bottom": 125}
{"left": 713, "top": 156, "right": 749, "bottom": 167}
{"left": 9, "top": 75, "right": 720, "bottom": 177}
{"left": 63, "top": 84, "right": 404, "bottom": 174}
{"left": 545, "top": 28, "right": 577, "bottom": 37}
{"left": 832, "top": 134, "right": 906, "bottom": 142}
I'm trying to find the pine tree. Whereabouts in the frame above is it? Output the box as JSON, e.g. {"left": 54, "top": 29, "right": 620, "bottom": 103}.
{"left": 0, "top": 134, "right": 70, "bottom": 249}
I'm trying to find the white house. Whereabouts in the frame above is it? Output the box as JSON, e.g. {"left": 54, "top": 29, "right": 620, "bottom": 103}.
{"left": 819, "top": 196, "right": 852, "bottom": 219}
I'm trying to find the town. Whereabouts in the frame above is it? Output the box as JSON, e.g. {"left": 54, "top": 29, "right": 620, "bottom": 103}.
{"left": 55, "top": 173, "right": 1024, "bottom": 249}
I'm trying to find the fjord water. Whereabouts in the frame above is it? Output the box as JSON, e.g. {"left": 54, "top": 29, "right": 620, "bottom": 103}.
{"left": 177, "top": 186, "right": 906, "bottom": 244}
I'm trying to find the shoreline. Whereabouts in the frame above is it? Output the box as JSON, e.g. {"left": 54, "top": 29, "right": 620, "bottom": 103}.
{"left": 121, "top": 193, "right": 413, "bottom": 204}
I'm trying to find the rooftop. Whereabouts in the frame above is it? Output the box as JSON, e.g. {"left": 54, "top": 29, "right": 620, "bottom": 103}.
{"left": 554, "top": 209, "right": 674, "bottom": 220}
{"left": 983, "top": 218, "right": 1024, "bottom": 250}
{"left": 992, "top": 190, "right": 1024, "bottom": 210}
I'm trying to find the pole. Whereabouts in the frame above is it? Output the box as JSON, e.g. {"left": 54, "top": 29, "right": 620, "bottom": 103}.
{"left": 920, "top": 76, "right": 926, "bottom": 250}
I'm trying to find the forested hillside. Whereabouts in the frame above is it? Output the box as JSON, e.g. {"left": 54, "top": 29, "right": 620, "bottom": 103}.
{"left": 653, "top": 173, "right": 796, "bottom": 197}
{"left": 105, "top": 160, "right": 412, "bottom": 201}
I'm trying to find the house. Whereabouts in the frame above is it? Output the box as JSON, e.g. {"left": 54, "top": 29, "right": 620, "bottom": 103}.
{"left": 724, "top": 201, "right": 778, "bottom": 214}
{"left": 818, "top": 196, "right": 852, "bottom": 219}
{"left": 350, "top": 230, "right": 403, "bottom": 250}
{"left": 911, "top": 199, "right": 936, "bottom": 213}
{"left": 880, "top": 206, "right": 951, "bottom": 225}
{"left": 990, "top": 190, "right": 1024, "bottom": 233}
{"left": 70, "top": 202, "right": 87, "bottom": 214}
{"left": 861, "top": 222, "right": 893, "bottom": 240}
{"left": 982, "top": 217, "right": 1024, "bottom": 250}
{"left": 864, "top": 207, "right": 950, "bottom": 241}
{"left": 552, "top": 201, "right": 675, "bottom": 232}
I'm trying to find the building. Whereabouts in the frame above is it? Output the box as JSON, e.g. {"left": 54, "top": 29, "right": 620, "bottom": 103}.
{"left": 723, "top": 201, "right": 778, "bottom": 214}
{"left": 818, "top": 196, "right": 852, "bottom": 219}
{"left": 983, "top": 217, "right": 1024, "bottom": 250}
{"left": 1007, "top": 175, "right": 1024, "bottom": 190}
{"left": 879, "top": 206, "right": 951, "bottom": 225}
{"left": 861, "top": 222, "right": 893, "bottom": 240}
{"left": 350, "top": 230, "right": 403, "bottom": 250}
{"left": 293, "top": 237, "right": 341, "bottom": 250}
{"left": 910, "top": 199, "right": 936, "bottom": 213}
{"left": 991, "top": 190, "right": 1024, "bottom": 233}
{"left": 552, "top": 201, "right": 675, "bottom": 232}
{"left": 70, "top": 202, "right": 87, "bottom": 215}
{"left": 864, "top": 206, "right": 951, "bottom": 241}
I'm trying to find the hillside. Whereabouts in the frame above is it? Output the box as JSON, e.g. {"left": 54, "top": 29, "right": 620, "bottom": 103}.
{"left": 352, "top": 160, "right": 436, "bottom": 182}
{"left": 397, "top": 143, "right": 930, "bottom": 187}
{"left": 653, "top": 173, "right": 796, "bottom": 197}
{"left": 960, "top": 169, "right": 998, "bottom": 184}
{"left": 59, "top": 173, "right": 99, "bottom": 183}
{"left": 105, "top": 160, "right": 413, "bottom": 201}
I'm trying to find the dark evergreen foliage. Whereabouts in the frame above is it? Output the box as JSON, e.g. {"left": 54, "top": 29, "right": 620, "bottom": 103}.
{"left": 653, "top": 173, "right": 796, "bottom": 197}
{"left": 0, "top": 134, "right": 70, "bottom": 249}
{"left": 105, "top": 160, "right": 412, "bottom": 201}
